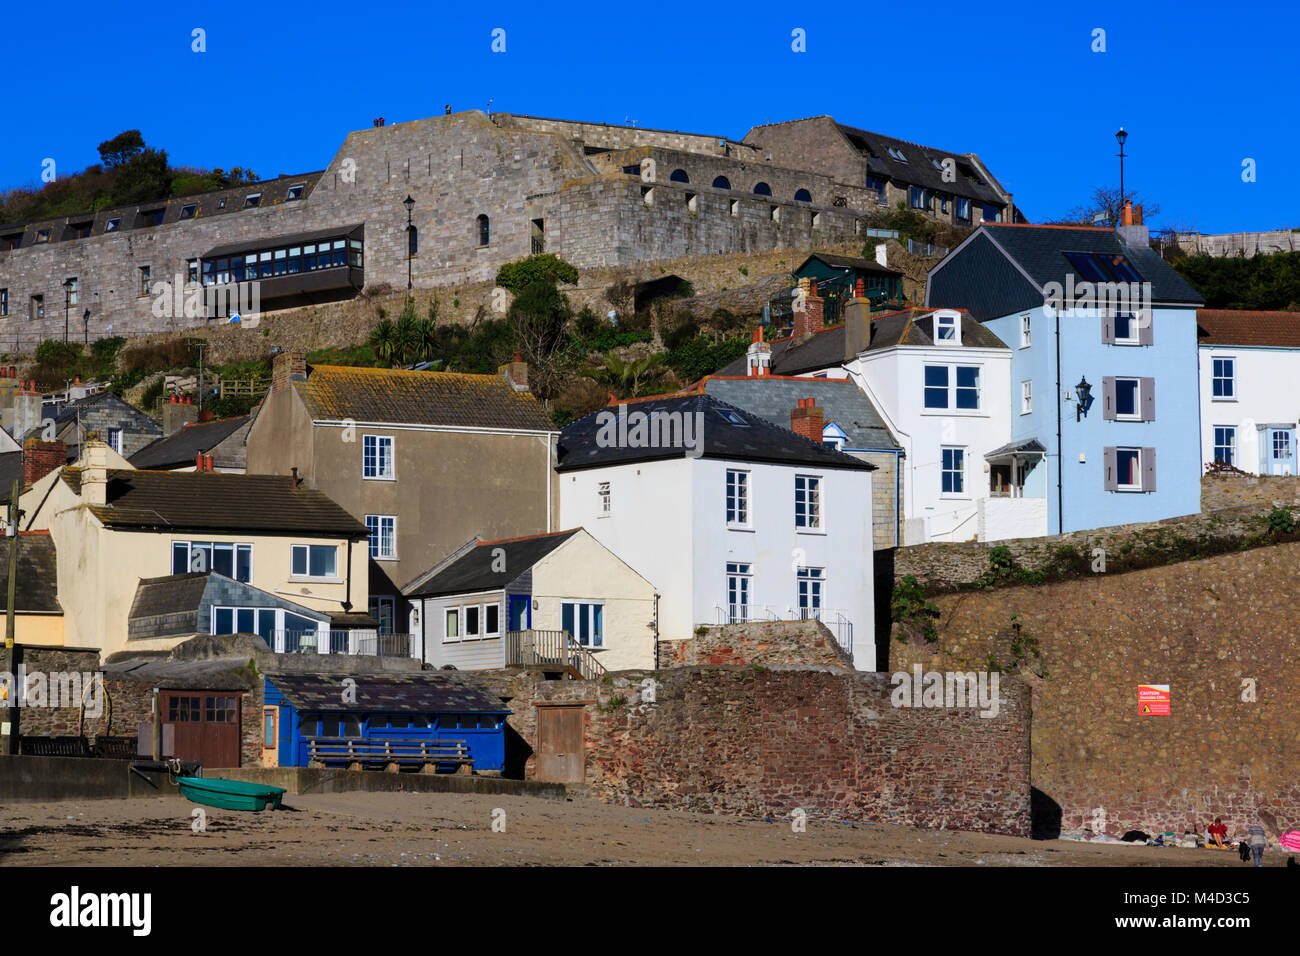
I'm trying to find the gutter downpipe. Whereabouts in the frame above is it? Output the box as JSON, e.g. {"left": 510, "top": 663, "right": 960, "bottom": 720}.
{"left": 1055, "top": 309, "right": 1064, "bottom": 535}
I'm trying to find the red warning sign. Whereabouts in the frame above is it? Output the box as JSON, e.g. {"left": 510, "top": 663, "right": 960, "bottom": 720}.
{"left": 1138, "top": 684, "right": 1171, "bottom": 716}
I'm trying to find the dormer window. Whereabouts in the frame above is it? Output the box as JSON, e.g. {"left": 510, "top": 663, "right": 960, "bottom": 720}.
{"left": 180, "top": 203, "right": 197, "bottom": 220}
{"left": 285, "top": 184, "right": 305, "bottom": 200}
{"left": 244, "top": 193, "right": 262, "bottom": 208}
{"left": 934, "top": 310, "right": 961, "bottom": 345}
{"left": 104, "top": 218, "right": 120, "bottom": 232}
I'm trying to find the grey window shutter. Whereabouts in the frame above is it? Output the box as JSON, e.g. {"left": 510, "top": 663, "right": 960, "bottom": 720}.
{"left": 1138, "top": 311, "right": 1154, "bottom": 346}
{"left": 1143, "top": 446, "right": 1157, "bottom": 491}
{"left": 1140, "top": 377, "right": 1156, "bottom": 421}
{"left": 1101, "top": 376, "right": 1116, "bottom": 420}
{"left": 1102, "top": 314, "right": 1114, "bottom": 344}
{"left": 1104, "top": 446, "right": 1118, "bottom": 491}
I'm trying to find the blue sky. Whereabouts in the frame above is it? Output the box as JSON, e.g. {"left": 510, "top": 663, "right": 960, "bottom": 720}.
{"left": 5, "top": 0, "right": 1294, "bottom": 233}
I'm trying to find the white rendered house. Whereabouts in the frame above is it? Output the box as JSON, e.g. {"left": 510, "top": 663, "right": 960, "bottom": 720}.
{"left": 556, "top": 393, "right": 876, "bottom": 670}
{"left": 1197, "top": 310, "right": 1300, "bottom": 475}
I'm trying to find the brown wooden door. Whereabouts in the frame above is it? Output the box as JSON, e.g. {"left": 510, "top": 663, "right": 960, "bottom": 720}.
{"left": 535, "top": 705, "right": 584, "bottom": 783}
{"left": 163, "top": 692, "right": 242, "bottom": 769}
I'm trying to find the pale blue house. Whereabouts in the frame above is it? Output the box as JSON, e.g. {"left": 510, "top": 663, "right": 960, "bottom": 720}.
{"left": 927, "top": 220, "right": 1205, "bottom": 534}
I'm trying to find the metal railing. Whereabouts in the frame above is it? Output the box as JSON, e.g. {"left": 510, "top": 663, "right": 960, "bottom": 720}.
{"left": 264, "top": 630, "right": 412, "bottom": 657}
{"left": 505, "top": 629, "right": 606, "bottom": 680}
{"left": 707, "top": 606, "right": 853, "bottom": 657}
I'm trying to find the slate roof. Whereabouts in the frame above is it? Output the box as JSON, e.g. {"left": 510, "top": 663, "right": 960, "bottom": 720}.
{"left": 60, "top": 469, "right": 370, "bottom": 537}
{"left": 714, "top": 310, "right": 1007, "bottom": 377}
{"left": 268, "top": 673, "right": 509, "bottom": 715}
{"left": 834, "top": 123, "right": 1006, "bottom": 206}
{"left": 984, "top": 438, "right": 1047, "bottom": 458}
{"left": 100, "top": 657, "right": 257, "bottom": 691}
{"left": 0, "top": 532, "right": 60, "bottom": 614}
{"left": 1197, "top": 310, "right": 1300, "bottom": 348}
{"left": 203, "top": 223, "right": 363, "bottom": 260}
{"left": 929, "top": 224, "right": 1205, "bottom": 321}
{"left": 406, "top": 529, "right": 580, "bottom": 598}
{"left": 0, "top": 451, "right": 23, "bottom": 504}
{"left": 294, "top": 365, "right": 556, "bottom": 431}
{"left": 129, "top": 416, "right": 250, "bottom": 470}
{"left": 129, "top": 573, "right": 211, "bottom": 620}
{"left": 860, "top": 309, "right": 1009, "bottom": 352}
{"left": 700, "top": 377, "right": 899, "bottom": 451}
{"left": 555, "top": 393, "right": 874, "bottom": 473}
{"left": 796, "top": 253, "right": 903, "bottom": 278}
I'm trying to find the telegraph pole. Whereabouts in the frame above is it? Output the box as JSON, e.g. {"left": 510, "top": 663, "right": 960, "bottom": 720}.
{"left": 5, "top": 478, "right": 19, "bottom": 754}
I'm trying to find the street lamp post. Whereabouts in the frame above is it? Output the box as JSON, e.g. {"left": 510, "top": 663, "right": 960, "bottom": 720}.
{"left": 1115, "top": 127, "right": 1128, "bottom": 218}
{"left": 83, "top": 308, "right": 90, "bottom": 345}
{"left": 62, "top": 278, "right": 73, "bottom": 345}
{"left": 403, "top": 195, "right": 415, "bottom": 290}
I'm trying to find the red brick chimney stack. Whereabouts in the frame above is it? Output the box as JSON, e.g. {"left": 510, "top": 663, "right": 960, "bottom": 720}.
{"left": 498, "top": 352, "right": 530, "bottom": 391}
{"left": 271, "top": 350, "right": 308, "bottom": 394}
{"left": 792, "top": 280, "right": 825, "bottom": 339}
{"left": 23, "top": 438, "right": 66, "bottom": 487}
{"left": 790, "top": 397, "right": 824, "bottom": 443}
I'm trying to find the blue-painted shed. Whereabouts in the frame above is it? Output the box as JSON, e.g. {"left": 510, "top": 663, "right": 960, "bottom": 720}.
{"left": 263, "top": 673, "right": 509, "bottom": 773}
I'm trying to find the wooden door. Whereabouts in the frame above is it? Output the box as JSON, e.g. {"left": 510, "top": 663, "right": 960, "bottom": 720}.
{"left": 163, "top": 692, "right": 242, "bottom": 769}
{"left": 261, "top": 706, "right": 279, "bottom": 768}
{"left": 535, "top": 705, "right": 584, "bottom": 783}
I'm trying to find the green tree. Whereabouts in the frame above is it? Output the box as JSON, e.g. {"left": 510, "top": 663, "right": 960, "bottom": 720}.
{"left": 370, "top": 318, "right": 398, "bottom": 366}
{"left": 581, "top": 353, "right": 668, "bottom": 399}
{"left": 495, "top": 254, "right": 580, "bottom": 295}
{"left": 97, "top": 130, "right": 146, "bottom": 168}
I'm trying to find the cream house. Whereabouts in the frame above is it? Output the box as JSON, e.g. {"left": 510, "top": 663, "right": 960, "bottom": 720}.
{"left": 19, "top": 442, "right": 371, "bottom": 656}
{"left": 405, "top": 528, "right": 657, "bottom": 674}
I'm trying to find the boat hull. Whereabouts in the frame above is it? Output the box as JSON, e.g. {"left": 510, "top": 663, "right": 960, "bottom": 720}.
{"left": 177, "top": 776, "right": 286, "bottom": 812}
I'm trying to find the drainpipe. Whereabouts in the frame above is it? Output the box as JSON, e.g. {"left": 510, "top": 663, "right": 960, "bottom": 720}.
{"left": 342, "top": 539, "right": 352, "bottom": 612}
{"left": 1055, "top": 310, "right": 1064, "bottom": 534}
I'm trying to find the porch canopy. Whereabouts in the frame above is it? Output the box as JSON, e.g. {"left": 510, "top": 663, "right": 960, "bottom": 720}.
{"left": 984, "top": 437, "right": 1046, "bottom": 461}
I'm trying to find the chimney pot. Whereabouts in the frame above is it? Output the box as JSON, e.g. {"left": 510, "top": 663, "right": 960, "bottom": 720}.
{"left": 196, "top": 452, "right": 205, "bottom": 470}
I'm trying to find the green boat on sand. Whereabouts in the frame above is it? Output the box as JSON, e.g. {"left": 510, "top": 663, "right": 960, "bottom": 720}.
{"left": 176, "top": 776, "right": 286, "bottom": 812}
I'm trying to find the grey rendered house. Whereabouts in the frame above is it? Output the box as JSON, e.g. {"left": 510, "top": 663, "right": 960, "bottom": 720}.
{"left": 245, "top": 351, "right": 560, "bottom": 638}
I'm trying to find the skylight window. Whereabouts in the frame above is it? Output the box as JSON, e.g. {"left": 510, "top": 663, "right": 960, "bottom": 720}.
{"left": 1064, "top": 252, "right": 1143, "bottom": 284}
{"left": 180, "top": 203, "right": 197, "bottom": 219}
{"left": 286, "top": 185, "right": 304, "bottom": 200}
{"left": 105, "top": 218, "right": 120, "bottom": 231}
{"left": 718, "top": 409, "right": 749, "bottom": 426}
{"left": 887, "top": 147, "right": 909, "bottom": 162}
{"left": 244, "top": 193, "right": 262, "bottom": 208}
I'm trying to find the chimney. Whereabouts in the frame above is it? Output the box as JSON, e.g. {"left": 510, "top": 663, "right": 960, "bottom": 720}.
{"left": 746, "top": 328, "right": 772, "bottom": 377}
{"left": 842, "top": 298, "right": 872, "bottom": 362}
{"left": 1116, "top": 199, "right": 1150, "bottom": 250}
{"left": 290, "top": 466, "right": 303, "bottom": 489}
{"left": 81, "top": 440, "right": 110, "bottom": 507}
{"left": 790, "top": 397, "right": 824, "bottom": 443}
{"left": 22, "top": 437, "right": 66, "bottom": 488}
{"left": 271, "top": 350, "right": 308, "bottom": 393}
{"left": 498, "top": 351, "right": 529, "bottom": 391}
{"left": 164, "top": 393, "right": 200, "bottom": 434}
{"left": 792, "top": 280, "right": 825, "bottom": 339}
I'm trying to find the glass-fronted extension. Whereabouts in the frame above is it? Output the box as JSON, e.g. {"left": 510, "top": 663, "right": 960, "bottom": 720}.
{"left": 197, "top": 223, "right": 364, "bottom": 309}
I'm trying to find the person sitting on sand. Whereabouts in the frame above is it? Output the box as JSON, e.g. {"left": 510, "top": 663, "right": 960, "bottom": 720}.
{"left": 1207, "top": 817, "right": 1229, "bottom": 849}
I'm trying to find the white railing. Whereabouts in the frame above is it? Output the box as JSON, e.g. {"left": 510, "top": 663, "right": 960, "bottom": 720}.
{"left": 707, "top": 606, "right": 852, "bottom": 656}
{"left": 264, "top": 629, "right": 413, "bottom": 657}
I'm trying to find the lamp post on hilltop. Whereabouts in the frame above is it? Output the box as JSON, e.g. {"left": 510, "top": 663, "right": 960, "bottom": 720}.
{"left": 1115, "top": 127, "right": 1128, "bottom": 218}
{"left": 403, "top": 195, "right": 415, "bottom": 290}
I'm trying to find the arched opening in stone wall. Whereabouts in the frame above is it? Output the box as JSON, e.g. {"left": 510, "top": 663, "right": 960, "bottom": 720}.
{"left": 753, "top": 182, "right": 772, "bottom": 196}
{"left": 476, "top": 214, "right": 490, "bottom": 246}
{"left": 670, "top": 169, "right": 689, "bottom": 183}
{"left": 712, "top": 176, "right": 731, "bottom": 190}
{"left": 794, "top": 188, "right": 812, "bottom": 203}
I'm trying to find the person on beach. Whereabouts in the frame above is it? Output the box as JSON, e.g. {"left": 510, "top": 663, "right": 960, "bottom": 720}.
{"left": 1207, "top": 817, "right": 1229, "bottom": 849}
{"left": 1247, "top": 823, "right": 1268, "bottom": 866}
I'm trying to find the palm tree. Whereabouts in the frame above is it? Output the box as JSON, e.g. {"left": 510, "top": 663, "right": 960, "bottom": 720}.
{"left": 370, "top": 319, "right": 398, "bottom": 366}
{"left": 581, "top": 353, "right": 667, "bottom": 398}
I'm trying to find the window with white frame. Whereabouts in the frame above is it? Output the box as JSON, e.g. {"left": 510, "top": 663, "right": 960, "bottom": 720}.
{"left": 291, "top": 544, "right": 337, "bottom": 578}
{"left": 443, "top": 602, "right": 499, "bottom": 642}
{"left": 444, "top": 607, "right": 460, "bottom": 642}
{"left": 797, "top": 567, "right": 824, "bottom": 620}
{"left": 1212, "top": 357, "right": 1235, "bottom": 399}
{"left": 1021, "top": 380, "right": 1032, "bottom": 414}
{"left": 561, "top": 601, "right": 603, "bottom": 648}
{"left": 1020, "top": 314, "right": 1031, "bottom": 348}
{"left": 362, "top": 435, "right": 394, "bottom": 479}
{"left": 935, "top": 312, "right": 958, "bottom": 342}
{"left": 923, "top": 364, "right": 980, "bottom": 410}
{"left": 1114, "top": 378, "right": 1141, "bottom": 420}
{"left": 172, "top": 541, "right": 252, "bottom": 581}
{"left": 725, "top": 469, "right": 750, "bottom": 526}
{"left": 107, "top": 427, "right": 123, "bottom": 453}
{"left": 794, "top": 474, "right": 822, "bottom": 529}
{"left": 598, "top": 481, "right": 611, "bottom": 515}
{"left": 1115, "top": 447, "right": 1142, "bottom": 490}
{"left": 365, "top": 515, "right": 396, "bottom": 559}
{"left": 726, "top": 562, "right": 751, "bottom": 623}
{"left": 941, "top": 447, "right": 965, "bottom": 495}
{"left": 1213, "top": 427, "right": 1236, "bottom": 466}
{"left": 1113, "top": 312, "right": 1139, "bottom": 344}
